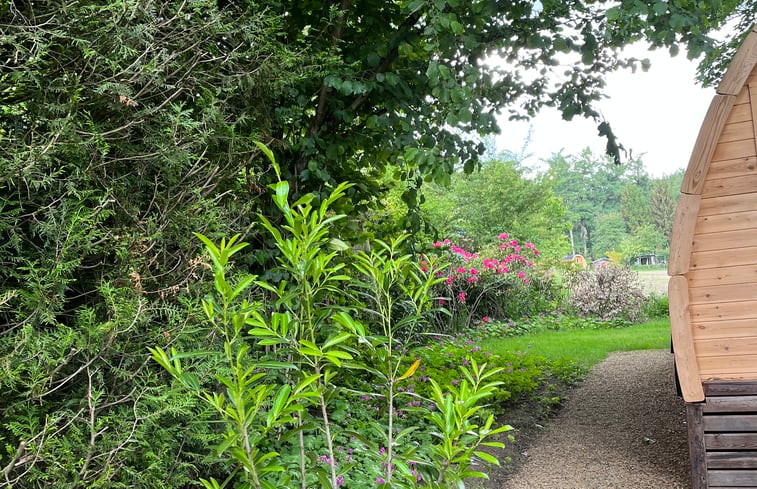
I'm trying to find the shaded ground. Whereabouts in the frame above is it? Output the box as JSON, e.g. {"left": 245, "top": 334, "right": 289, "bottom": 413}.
{"left": 476, "top": 350, "right": 689, "bottom": 488}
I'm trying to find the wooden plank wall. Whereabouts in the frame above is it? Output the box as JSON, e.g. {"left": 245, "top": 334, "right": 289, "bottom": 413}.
{"left": 686, "top": 64, "right": 757, "bottom": 383}
{"left": 692, "top": 383, "right": 757, "bottom": 488}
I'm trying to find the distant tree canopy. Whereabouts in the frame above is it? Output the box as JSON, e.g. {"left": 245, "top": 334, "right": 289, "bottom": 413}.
{"left": 542, "top": 150, "right": 682, "bottom": 261}
{"left": 423, "top": 158, "right": 570, "bottom": 259}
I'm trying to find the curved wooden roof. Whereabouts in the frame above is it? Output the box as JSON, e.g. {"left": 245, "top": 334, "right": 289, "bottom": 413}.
{"left": 669, "top": 26, "right": 757, "bottom": 403}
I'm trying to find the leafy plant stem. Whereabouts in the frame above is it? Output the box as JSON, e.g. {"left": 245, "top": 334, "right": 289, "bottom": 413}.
{"left": 298, "top": 412, "right": 306, "bottom": 489}
{"left": 317, "top": 378, "right": 338, "bottom": 489}
{"left": 386, "top": 379, "right": 394, "bottom": 484}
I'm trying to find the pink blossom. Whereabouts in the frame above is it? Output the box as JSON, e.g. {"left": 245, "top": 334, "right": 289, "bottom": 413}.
{"left": 446, "top": 275, "right": 454, "bottom": 285}
{"left": 433, "top": 241, "right": 442, "bottom": 247}
{"left": 469, "top": 267, "right": 477, "bottom": 275}
{"left": 443, "top": 238, "right": 451, "bottom": 245}
{"left": 456, "top": 266, "right": 467, "bottom": 274}
{"left": 467, "top": 276, "right": 477, "bottom": 283}
{"left": 458, "top": 292, "right": 466, "bottom": 303}
{"left": 498, "top": 233, "right": 509, "bottom": 240}
{"left": 518, "top": 271, "right": 526, "bottom": 279}
{"left": 534, "top": 250, "right": 540, "bottom": 256}
{"left": 482, "top": 316, "right": 489, "bottom": 323}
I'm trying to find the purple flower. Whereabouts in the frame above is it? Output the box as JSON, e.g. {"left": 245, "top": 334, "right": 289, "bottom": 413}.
{"left": 377, "top": 476, "right": 385, "bottom": 484}
{"left": 337, "top": 476, "right": 345, "bottom": 487}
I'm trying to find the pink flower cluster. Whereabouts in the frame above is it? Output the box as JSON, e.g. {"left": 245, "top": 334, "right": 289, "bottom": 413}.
{"left": 429, "top": 233, "right": 541, "bottom": 306}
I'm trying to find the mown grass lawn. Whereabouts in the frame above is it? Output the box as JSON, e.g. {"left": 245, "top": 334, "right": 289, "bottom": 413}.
{"left": 481, "top": 318, "right": 671, "bottom": 369}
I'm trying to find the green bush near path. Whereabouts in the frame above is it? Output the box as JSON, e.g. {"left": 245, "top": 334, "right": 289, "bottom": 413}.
{"left": 481, "top": 319, "right": 671, "bottom": 369}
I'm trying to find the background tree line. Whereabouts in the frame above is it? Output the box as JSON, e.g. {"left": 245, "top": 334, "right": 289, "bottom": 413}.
{"left": 419, "top": 148, "right": 681, "bottom": 265}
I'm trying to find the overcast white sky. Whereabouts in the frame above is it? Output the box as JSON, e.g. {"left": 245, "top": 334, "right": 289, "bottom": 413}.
{"left": 494, "top": 45, "right": 714, "bottom": 177}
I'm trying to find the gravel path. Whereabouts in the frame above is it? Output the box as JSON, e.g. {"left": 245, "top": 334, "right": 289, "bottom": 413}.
{"left": 501, "top": 350, "right": 690, "bottom": 488}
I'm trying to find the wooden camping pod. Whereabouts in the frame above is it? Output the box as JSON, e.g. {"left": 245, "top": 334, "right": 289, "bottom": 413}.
{"left": 670, "top": 26, "right": 757, "bottom": 489}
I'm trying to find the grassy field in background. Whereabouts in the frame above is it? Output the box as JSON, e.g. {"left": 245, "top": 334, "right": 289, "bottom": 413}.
{"left": 481, "top": 319, "right": 671, "bottom": 369}
{"left": 635, "top": 269, "right": 669, "bottom": 296}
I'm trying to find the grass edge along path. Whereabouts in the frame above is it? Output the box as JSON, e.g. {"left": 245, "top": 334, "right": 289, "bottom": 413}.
{"left": 480, "top": 319, "right": 671, "bottom": 369}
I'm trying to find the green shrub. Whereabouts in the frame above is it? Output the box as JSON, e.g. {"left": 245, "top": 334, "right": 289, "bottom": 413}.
{"left": 642, "top": 293, "right": 670, "bottom": 319}
{"left": 406, "top": 335, "right": 584, "bottom": 411}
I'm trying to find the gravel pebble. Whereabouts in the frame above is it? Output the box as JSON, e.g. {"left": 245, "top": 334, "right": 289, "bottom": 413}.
{"left": 501, "top": 350, "right": 690, "bottom": 488}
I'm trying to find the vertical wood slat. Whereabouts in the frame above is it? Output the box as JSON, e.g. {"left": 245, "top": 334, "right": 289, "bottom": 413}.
{"left": 718, "top": 31, "right": 757, "bottom": 95}
{"left": 670, "top": 276, "right": 706, "bottom": 402}
{"left": 689, "top": 403, "right": 709, "bottom": 489}
{"left": 683, "top": 95, "right": 738, "bottom": 195}
{"left": 669, "top": 194, "right": 702, "bottom": 275}
{"left": 750, "top": 84, "right": 757, "bottom": 152}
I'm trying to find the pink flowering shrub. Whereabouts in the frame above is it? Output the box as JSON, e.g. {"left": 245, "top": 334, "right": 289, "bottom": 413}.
{"left": 568, "top": 265, "right": 645, "bottom": 321}
{"left": 425, "top": 233, "right": 562, "bottom": 330}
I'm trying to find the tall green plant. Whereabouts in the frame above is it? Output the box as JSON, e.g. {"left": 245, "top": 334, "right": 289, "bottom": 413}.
{"left": 425, "top": 358, "right": 512, "bottom": 487}
{"left": 149, "top": 234, "right": 311, "bottom": 489}
{"left": 352, "top": 236, "right": 447, "bottom": 484}
{"left": 251, "top": 146, "right": 364, "bottom": 488}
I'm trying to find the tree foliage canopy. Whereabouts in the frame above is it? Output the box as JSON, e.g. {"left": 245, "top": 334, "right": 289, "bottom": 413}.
{"left": 423, "top": 157, "right": 570, "bottom": 259}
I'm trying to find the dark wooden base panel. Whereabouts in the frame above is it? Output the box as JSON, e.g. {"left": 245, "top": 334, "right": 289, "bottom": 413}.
{"left": 688, "top": 383, "right": 757, "bottom": 488}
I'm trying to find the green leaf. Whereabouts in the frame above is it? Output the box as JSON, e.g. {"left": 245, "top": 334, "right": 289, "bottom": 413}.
{"left": 474, "top": 450, "right": 500, "bottom": 465}
{"left": 267, "top": 385, "right": 291, "bottom": 426}
{"left": 298, "top": 340, "right": 322, "bottom": 357}
{"left": 255, "top": 141, "right": 280, "bottom": 180}
{"left": 230, "top": 275, "right": 257, "bottom": 300}
{"left": 180, "top": 372, "right": 201, "bottom": 390}
{"left": 323, "top": 332, "right": 352, "bottom": 350}
{"left": 256, "top": 361, "right": 296, "bottom": 369}
{"left": 328, "top": 238, "right": 349, "bottom": 251}
{"left": 249, "top": 328, "right": 276, "bottom": 336}
{"left": 315, "top": 468, "right": 332, "bottom": 489}
{"left": 270, "top": 181, "right": 290, "bottom": 212}
{"left": 294, "top": 373, "right": 322, "bottom": 395}
{"left": 257, "top": 338, "right": 285, "bottom": 346}
{"left": 324, "top": 350, "right": 352, "bottom": 360}
{"left": 652, "top": 1, "right": 667, "bottom": 15}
